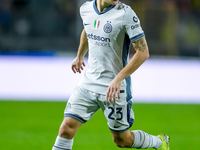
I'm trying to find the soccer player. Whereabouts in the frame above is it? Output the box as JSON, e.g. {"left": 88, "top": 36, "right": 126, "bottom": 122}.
{"left": 52, "top": 0, "right": 170, "bottom": 150}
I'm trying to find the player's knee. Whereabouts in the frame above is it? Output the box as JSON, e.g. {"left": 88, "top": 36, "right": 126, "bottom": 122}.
{"left": 59, "top": 119, "right": 75, "bottom": 139}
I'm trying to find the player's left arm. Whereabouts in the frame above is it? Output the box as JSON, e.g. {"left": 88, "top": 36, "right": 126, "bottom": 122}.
{"left": 106, "top": 37, "right": 149, "bottom": 103}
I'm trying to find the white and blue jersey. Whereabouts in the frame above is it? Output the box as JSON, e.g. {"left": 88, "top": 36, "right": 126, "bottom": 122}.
{"left": 79, "top": 0, "right": 145, "bottom": 101}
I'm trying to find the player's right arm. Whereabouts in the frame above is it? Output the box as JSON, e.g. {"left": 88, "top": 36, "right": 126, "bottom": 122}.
{"left": 71, "top": 29, "right": 88, "bottom": 74}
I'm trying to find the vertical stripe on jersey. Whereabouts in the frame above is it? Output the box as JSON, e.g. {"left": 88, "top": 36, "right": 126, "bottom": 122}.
{"left": 97, "top": 20, "right": 100, "bottom": 28}
{"left": 122, "top": 34, "right": 134, "bottom": 127}
{"left": 94, "top": 20, "right": 97, "bottom": 28}
{"left": 122, "top": 33, "right": 132, "bottom": 102}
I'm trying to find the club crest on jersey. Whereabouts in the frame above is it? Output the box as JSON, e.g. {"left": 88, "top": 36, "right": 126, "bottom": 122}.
{"left": 103, "top": 21, "right": 112, "bottom": 33}
{"left": 94, "top": 20, "right": 100, "bottom": 29}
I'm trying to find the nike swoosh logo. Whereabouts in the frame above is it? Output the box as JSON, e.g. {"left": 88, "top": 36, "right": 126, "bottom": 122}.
{"left": 114, "top": 125, "right": 121, "bottom": 128}
{"left": 84, "top": 23, "right": 90, "bottom": 26}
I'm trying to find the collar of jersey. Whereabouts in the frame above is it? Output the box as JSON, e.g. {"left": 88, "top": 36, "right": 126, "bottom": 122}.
{"left": 93, "top": 0, "right": 116, "bottom": 15}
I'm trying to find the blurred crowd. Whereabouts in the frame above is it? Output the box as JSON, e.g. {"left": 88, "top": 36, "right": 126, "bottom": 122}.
{"left": 0, "top": 0, "right": 199, "bottom": 57}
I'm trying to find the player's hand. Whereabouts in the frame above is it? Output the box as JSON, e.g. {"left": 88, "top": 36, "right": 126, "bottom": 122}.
{"left": 106, "top": 78, "right": 122, "bottom": 103}
{"left": 71, "top": 57, "right": 85, "bottom": 74}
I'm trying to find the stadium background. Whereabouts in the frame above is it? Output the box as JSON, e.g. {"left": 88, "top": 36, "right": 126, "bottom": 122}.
{"left": 0, "top": 0, "right": 200, "bottom": 149}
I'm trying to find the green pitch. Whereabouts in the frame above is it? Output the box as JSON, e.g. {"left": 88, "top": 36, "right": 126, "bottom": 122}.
{"left": 0, "top": 101, "right": 199, "bottom": 150}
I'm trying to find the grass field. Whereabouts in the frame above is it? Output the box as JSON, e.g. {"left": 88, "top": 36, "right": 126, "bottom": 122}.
{"left": 0, "top": 101, "right": 199, "bottom": 150}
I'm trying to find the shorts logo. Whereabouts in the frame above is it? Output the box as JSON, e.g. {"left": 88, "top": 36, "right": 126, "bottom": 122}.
{"left": 133, "top": 16, "right": 138, "bottom": 23}
{"left": 114, "top": 125, "right": 121, "bottom": 128}
{"left": 103, "top": 21, "right": 112, "bottom": 33}
{"left": 65, "top": 102, "right": 71, "bottom": 111}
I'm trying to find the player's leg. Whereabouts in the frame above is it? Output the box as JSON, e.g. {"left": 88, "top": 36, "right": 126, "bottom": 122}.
{"left": 53, "top": 117, "right": 82, "bottom": 150}
{"left": 52, "top": 86, "right": 100, "bottom": 150}
{"left": 59, "top": 117, "right": 82, "bottom": 139}
{"left": 111, "top": 129, "right": 163, "bottom": 149}
{"left": 111, "top": 129, "right": 134, "bottom": 148}
{"left": 99, "top": 94, "right": 164, "bottom": 149}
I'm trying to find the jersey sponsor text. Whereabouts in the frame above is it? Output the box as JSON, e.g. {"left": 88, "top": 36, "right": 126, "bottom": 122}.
{"left": 87, "top": 33, "right": 110, "bottom": 42}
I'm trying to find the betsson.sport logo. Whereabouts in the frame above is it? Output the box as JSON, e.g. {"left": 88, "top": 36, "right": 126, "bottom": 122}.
{"left": 87, "top": 33, "right": 111, "bottom": 47}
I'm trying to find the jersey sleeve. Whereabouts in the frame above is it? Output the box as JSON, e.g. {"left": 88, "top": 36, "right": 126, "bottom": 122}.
{"left": 122, "top": 6, "right": 145, "bottom": 43}
{"left": 79, "top": 3, "right": 86, "bottom": 23}
{"left": 79, "top": 1, "right": 90, "bottom": 26}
